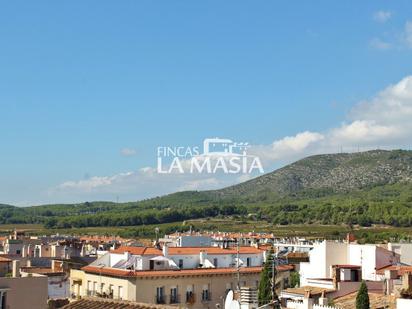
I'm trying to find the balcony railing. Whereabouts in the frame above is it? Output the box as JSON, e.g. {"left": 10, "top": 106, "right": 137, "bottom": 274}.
{"left": 155, "top": 295, "right": 166, "bottom": 304}
{"left": 186, "top": 292, "right": 195, "bottom": 304}
{"left": 169, "top": 294, "right": 180, "bottom": 304}
{"left": 201, "top": 291, "right": 211, "bottom": 302}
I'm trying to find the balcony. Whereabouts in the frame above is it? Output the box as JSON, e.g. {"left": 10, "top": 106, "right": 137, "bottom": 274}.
{"left": 186, "top": 292, "right": 195, "bottom": 304}
{"left": 169, "top": 294, "right": 180, "bottom": 304}
{"left": 201, "top": 291, "right": 211, "bottom": 303}
{"left": 155, "top": 295, "right": 166, "bottom": 304}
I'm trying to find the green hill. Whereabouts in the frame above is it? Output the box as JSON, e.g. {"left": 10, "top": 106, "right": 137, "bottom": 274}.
{"left": 2, "top": 149, "right": 412, "bottom": 229}
{"left": 214, "top": 149, "right": 412, "bottom": 198}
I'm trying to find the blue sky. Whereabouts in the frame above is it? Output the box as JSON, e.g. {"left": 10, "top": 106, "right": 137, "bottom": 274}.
{"left": 1, "top": 1, "right": 412, "bottom": 205}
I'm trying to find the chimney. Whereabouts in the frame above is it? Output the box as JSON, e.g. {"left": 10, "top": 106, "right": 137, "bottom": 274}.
{"left": 124, "top": 250, "right": 131, "bottom": 261}
{"left": 199, "top": 250, "right": 207, "bottom": 266}
{"left": 303, "top": 290, "right": 314, "bottom": 309}
{"left": 318, "top": 290, "right": 328, "bottom": 306}
{"left": 12, "top": 260, "right": 20, "bottom": 277}
{"left": 80, "top": 244, "right": 86, "bottom": 257}
{"left": 163, "top": 244, "right": 168, "bottom": 258}
{"left": 346, "top": 233, "right": 356, "bottom": 243}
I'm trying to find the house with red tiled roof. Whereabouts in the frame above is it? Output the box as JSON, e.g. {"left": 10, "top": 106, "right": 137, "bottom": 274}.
{"left": 62, "top": 297, "right": 182, "bottom": 309}
{"left": 70, "top": 245, "right": 293, "bottom": 307}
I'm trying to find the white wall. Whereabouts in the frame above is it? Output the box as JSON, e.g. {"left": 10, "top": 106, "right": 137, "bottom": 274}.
{"left": 348, "top": 245, "right": 376, "bottom": 281}
{"left": 397, "top": 298, "right": 412, "bottom": 309}
{"left": 300, "top": 241, "right": 347, "bottom": 286}
{"left": 168, "top": 252, "right": 263, "bottom": 269}
{"left": 388, "top": 243, "right": 412, "bottom": 265}
{"left": 47, "top": 275, "right": 70, "bottom": 299}
{"left": 349, "top": 245, "right": 399, "bottom": 281}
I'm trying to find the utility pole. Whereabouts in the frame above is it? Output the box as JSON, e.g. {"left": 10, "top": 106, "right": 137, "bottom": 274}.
{"left": 236, "top": 238, "right": 240, "bottom": 291}
{"left": 271, "top": 252, "right": 280, "bottom": 308}
{"left": 271, "top": 255, "right": 275, "bottom": 304}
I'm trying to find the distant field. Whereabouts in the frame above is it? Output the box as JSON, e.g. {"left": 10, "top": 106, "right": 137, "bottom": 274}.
{"left": 0, "top": 224, "right": 43, "bottom": 232}
{"left": 1, "top": 220, "right": 411, "bottom": 243}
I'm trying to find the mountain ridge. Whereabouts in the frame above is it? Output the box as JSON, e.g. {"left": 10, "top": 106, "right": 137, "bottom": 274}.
{"left": 209, "top": 149, "right": 412, "bottom": 198}
{"left": 2, "top": 149, "right": 412, "bottom": 229}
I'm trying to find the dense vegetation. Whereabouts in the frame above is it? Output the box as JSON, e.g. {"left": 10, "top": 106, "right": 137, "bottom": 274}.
{"left": 2, "top": 150, "right": 412, "bottom": 230}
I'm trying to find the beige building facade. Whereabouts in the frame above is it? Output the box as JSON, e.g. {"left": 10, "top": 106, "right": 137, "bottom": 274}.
{"left": 0, "top": 276, "right": 48, "bottom": 309}
{"left": 71, "top": 265, "right": 293, "bottom": 308}
{"left": 71, "top": 267, "right": 262, "bottom": 308}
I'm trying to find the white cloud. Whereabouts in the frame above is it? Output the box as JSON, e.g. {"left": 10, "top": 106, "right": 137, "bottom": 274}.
{"left": 329, "top": 120, "right": 399, "bottom": 145}
{"left": 370, "top": 20, "right": 412, "bottom": 50}
{"left": 403, "top": 21, "right": 412, "bottom": 48}
{"left": 50, "top": 75, "right": 412, "bottom": 202}
{"left": 350, "top": 75, "right": 412, "bottom": 124}
{"left": 254, "top": 75, "right": 412, "bottom": 161}
{"left": 250, "top": 131, "right": 324, "bottom": 164}
{"left": 120, "top": 148, "right": 137, "bottom": 156}
{"left": 373, "top": 10, "right": 392, "bottom": 23}
{"left": 369, "top": 38, "right": 392, "bottom": 50}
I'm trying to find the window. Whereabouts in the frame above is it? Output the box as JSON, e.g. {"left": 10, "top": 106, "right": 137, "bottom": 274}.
{"left": 213, "top": 258, "right": 218, "bottom": 267}
{"left": 109, "top": 285, "right": 114, "bottom": 298}
{"left": 186, "top": 286, "right": 195, "bottom": 304}
{"left": 170, "top": 287, "right": 178, "bottom": 303}
{"left": 0, "top": 291, "right": 6, "bottom": 309}
{"left": 87, "top": 281, "right": 92, "bottom": 296}
{"left": 156, "top": 287, "right": 165, "bottom": 304}
{"left": 149, "top": 260, "right": 154, "bottom": 270}
{"left": 16, "top": 250, "right": 21, "bottom": 255}
{"left": 246, "top": 257, "right": 251, "bottom": 267}
{"left": 118, "top": 286, "right": 123, "bottom": 300}
{"left": 201, "top": 285, "right": 210, "bottom": 302}
{"left": 178, "top": 259, "right": 184, "bottom": 269}
{"left": 351, "top": 269, "right": 360, "bottom": 282}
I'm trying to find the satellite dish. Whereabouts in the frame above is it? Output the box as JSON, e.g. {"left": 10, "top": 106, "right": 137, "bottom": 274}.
{"left": 224, "top": 290, "right": 233, "bottom": 309}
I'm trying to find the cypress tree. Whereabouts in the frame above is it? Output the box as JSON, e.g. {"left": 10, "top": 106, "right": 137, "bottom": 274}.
{"left": 258, "top": 248, "right": 279, "bottom": 307}
{"left": 356, "top": 281, "right": 370, "bottom": 309}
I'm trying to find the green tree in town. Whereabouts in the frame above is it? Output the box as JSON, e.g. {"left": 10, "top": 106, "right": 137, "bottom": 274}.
{"left": 356, "top": 281, "right": 370, "bottom": 309}
{"left": 290, "top": 271, "right": 300, "bottom": 288}
{"left": 258, "top": 248, "right": 280, "bottom": 308}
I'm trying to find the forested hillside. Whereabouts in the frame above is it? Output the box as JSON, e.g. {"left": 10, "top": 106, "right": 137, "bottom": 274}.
{"left": 2, "top": 150, "right": 412, "bottom": 229}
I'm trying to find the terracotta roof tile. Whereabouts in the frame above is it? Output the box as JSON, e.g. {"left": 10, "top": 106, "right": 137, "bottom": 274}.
{"left": 82, "top": 265, "right": 264, "bottom": 278}
{"left": 82, "top": 264, "right": 292, "bottom": 279}
{"left": 111, "top": 247, "right": 162, "bottom": 256}
{"left": 20, "top": 267, "right": 65, "bottom": 276}
{"left": 375, "top": 264, "right": 412, "bottom": 276}
{"left": 61, "top": 298, "right": 175, "bottom": 309}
